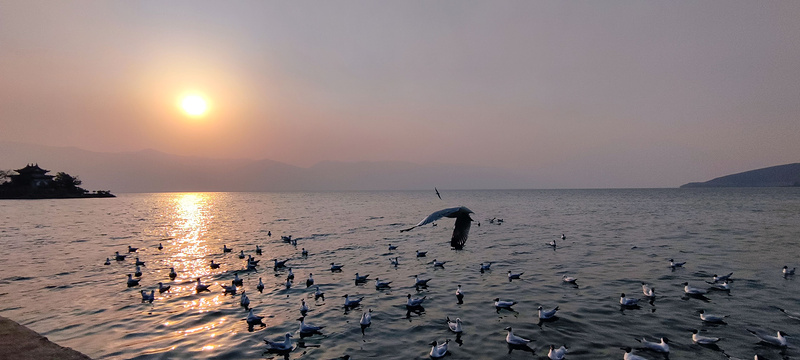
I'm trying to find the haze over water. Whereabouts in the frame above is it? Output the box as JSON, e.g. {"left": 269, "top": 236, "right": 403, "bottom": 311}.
{"left": 1, "top": 188, "right": 799, "bottom": 359}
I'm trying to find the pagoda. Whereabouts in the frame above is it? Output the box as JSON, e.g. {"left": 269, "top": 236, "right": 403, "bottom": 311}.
{"left": 9, "top": 163, "right": 54, "bottom": 188}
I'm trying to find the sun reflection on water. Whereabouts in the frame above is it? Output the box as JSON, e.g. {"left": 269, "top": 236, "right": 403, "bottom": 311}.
{"left": 168, "top": 193, "right": 214, "bottom": 281}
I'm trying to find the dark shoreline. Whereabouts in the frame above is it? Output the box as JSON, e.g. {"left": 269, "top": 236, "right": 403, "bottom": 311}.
{"left": 0, "top": 193, "right": 115, "bottom": 200}
{"left": 0, "top": 316, "right": 92, "bottom": 360}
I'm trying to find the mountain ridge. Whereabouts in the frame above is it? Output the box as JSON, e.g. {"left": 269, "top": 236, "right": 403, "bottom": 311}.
{"left": 680, "top": 163, "right": 800, "bottom": 188}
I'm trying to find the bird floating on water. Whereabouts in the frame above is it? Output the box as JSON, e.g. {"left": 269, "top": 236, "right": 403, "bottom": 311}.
{"left": 432, "top": 259, "right": 447, "bottom": 267}
{"left": 330, "top": 263, "right": 344, "bottom": 271}
{"left": 301, "top": 248, "right": 308, "bottom": 256}
{"left": 104, "top": 258, "right": 110, "bottom": 265}
{"left": 699, "top": 310, "right": 728, "bottom": 323}
{"left": 746, "top": 329, "right": 788, "bottom": 347}
{"left": 388, "top": 244, "right": 398, "bottom": 251}
{"left": 273, "top": 259, "right": 289, "bottom": 269}
{"left": 195, "top": 278, "right": 210, "bottom": 292}
{"left": 135, "top": 257, "right": 145, "bottom": 266}
{"left": 416, "top": 250, "right": 427, "bottom": 257}
{"left": 354, "top": 273, "right": 369, "bottom": 282}
{"left": 548, "top": 345, "right": 568, "bottom": 360}
{"left": 157, "top": 243, "right": 163, "bottom": 250}
{"left": 406, "top": 294, "right": 426, "bottom": 307}
{"left": 561, "top": 233, "right": 566, "bottom": 240}
{"left": 620, "top": 346, "right": 649, "bottom": 360}
{"left": 223, "top": 245, "right": 232, "bottom": 253}
{"left": 232, "top": 273, "right": 243, "bottom": 286}
{"left": 619, "top": 293, "right": 639, "bottom": 306}
{"left": 255, "top": 245, "right": 262, "bottom": 255}
{"left": 300, "top": 299, "right": 309, "bottom": 315}
{"left": 360, "top": 309, "right": 372, "bottom": 335}
{"left": 414, "top": 275, "right": 431, "bottom": 287}
{"left": 141, "top": 289, "right": 154, "bottom": 303}
{"left": 562, "top": 275, "right": 577, "bottom": 284}
{"left": 712, "top": 272, "right": 733, "bottom": 283}
{"left": 635, "top": 337, "right": 669, "bottom": 353}
{"left": 641, "top": 283, "right": 655, "bottom": 298}
{"left": 298, "top": 316, "right": 324, "bottom": 335}
{"left": 401, "top": 206, "right": 475, "bottom": 250}
{"left": 429, "top": 339, "right": 450, "bottom": 359}
{"left": 375, "top": 278, "right": 392, "bottom": 289}
{"left": 128, "top": 245, "right": 138, "bottom": 253}
{"left": 168, "top": 267, "right": 177, "bottom": 280}
{"left": 669, "top": 259, "right": 685, "bottom": 269}
{"left": 286, "top": 268, "right": 294, "bottom": 281}
{"left": 306, "top": 273, "right": 314, "bottom": 287}
{"left": 264, "top": 332, "right": 293, "bottom": 352}
{"left": 683, "top": 282, "right": 707, "bottom": 295}
{"left": 480, "top": 262, "right": 492, "bottom": 272}
{"left": 315, "top": 286, "right": 325, "bottom": 301}
{"left": 247, "top": 309, "right": 265, "bottom": 327}
{"left": 691, "top": 329, "right": 720, "bottom": 345}
{"left": 508, "top": 271, "right": 523, "bottom": 281}
{"left": 707, "top": 280, "right": 731, "bottom": 291}
{"left": 783, "top": 266, "right": 796, "bottom": 276}
{"left": 342, "top": 294, "right": 363, "bottom": 308}
{"left": 446, "top": 317, "right": 462, "bottom": 333}
{"left": 504, "top": 327, "right": 531, "bottom": 345}
{"left": 390, "top": 257, "right": 399, "bottom": 266}
{"left": 210, "top": 260, "right": 220, "bottom": 269}
{"left": 126, "top": 274, "right": 140, "bottom": 287}
{"left": 494, "top": 298, "right": 517, "bottom": 309}
{"left": 538, "top": 305, "right": 559, "bottom": 320}
{"left": 157, "top": 282, "right": 170, "bottom": 293}
{"left": 455, "top": 284, "right": 464, "bottom": 304}
{"left": 221, "top": 281, "right": 237, "bottom": 295}
{"left": 240, "top": 291, "right": 250, "bottom": 308}
{"left": 114, "top": 252, "right": 126, "bottom": 261}
{"left": 238, "top": 250, "right": 245, "bottom": 259}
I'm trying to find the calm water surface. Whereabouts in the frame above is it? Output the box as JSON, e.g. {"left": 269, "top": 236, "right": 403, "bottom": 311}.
{"left": 1, "top": 189, "right": 799, "bottom": 359}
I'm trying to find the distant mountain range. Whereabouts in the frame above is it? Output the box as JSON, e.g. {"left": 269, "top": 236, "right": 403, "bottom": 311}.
{"left": 680, "top": 163, "right": 800, "bottom": 188}
{"left": 0, "top": 142, "right": 537, "bottom": 192}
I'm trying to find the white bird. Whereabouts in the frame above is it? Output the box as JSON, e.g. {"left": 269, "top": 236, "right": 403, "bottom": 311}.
{"left": 414, "top": 275, "right": 431, "bottom": 287}
{"left": 126, "top": 274, "right": 140, "bottom": 287}
{"left": 390, "top": 257, "right": 399, "bottom": 266}
{"left": 692, "top": 329, "right": 720, "bottom": 345}
{"left": 494, "top": 298, "right": 517, "bottom": 309}
{"left": 401, "top": 206, "right": 475, "bottom": 249}
{"left": 195, "top": 278, "right": 210, "bottom": 292}
{"left": 699, "top": 310, "right": 728, "bottom": 323}
{"left": 669, "top": 259, "right": 685, "bottom": 268}
{"left": 306, "top": 273, "right": 314, "bottom": 287}
{"left": 446, "top": 317, "right": 463, "bottom": 333}
{"left": 233, "top": 273, "right": 243, "bottom": 286}
{"left": 746, "top": 329, "right": 788, "bottom": 347}
{"left": 480, "top": 262, "right": 492, "bottom": 272}
{"left": 221, "top": 281, "right": 237, "bottom": 295}
{"left": 354, "top": 273, "right": 369, "bottom": 282}
{"left": 330, "top": 263, "right": 344, "bottom": 271}
{"left": 683, "top": 282, "right": 707, "bottom": 295}
{"left": 134, "top": 265, "right": 142, "bottom": 277}
{"left": 429, "top": 339, "right": 450, "bottom": 359}
{"left": 141, "top": 289, "right": 154, "bottom": 303}
{"left": 619, "top": 293, "right": 639, "bottom": 306}
{"left": 246, "top": 309, "right": 265, "bottom": 326}
{"left": 342, "top": 294, "right": 363, "bottom": 308}
{"left": 300, "top": 299, "right": 309, "bottom": 314}
{"left": 561, "top": 233, "right": 566, "bottom": 240}
{"left": 538, "top": 305, "right": 559, "bottom": 319}
{"left": 240, "top": 291, "right": 250, "bottom": 308}
{"left": 783, "top": 266, "right": 795, "bottom": 276}
{"left": 416, "top": 250, "right": 428, "bottom": 257}
{"left": 508, "top": 271, "right": 523, "bottom": 280}
{"left": 641, "top": 283, "right": 655, "bottom": 297}
{"left": 104, "top": 258, "right": 110, "bottom": 265}
{"left": 407, "top": 294, "right": 426, "bottom": 307}
{"left": 360, "top": 309, "right": 372, "bottom": 327}
{"left": 636, "top": 337, "right": 669, "bottom": 353}
{"left": 157, "top": 282, "right": 170, "bottom": 293}
{"left": 135, "top": 257, "right": 145, "bottom": 266}
{"left": 505, "top": 327, "right": 531, "bottom": 345}
{"left": 388, "top": 244, "right": 398, "bottom": 251}
{"left": 548, "top": 240, "right": 557, "bottom": 247}
{"left": 432, "top": 259, "right": 447, "bottom": 267}
{"left": 707, "top": 280, "right": 731, "bottom": 291}
{"left": 375, "top": 278, "right": 392, "bottom": 289}
{"left": 264, "top": 332, "right": 293, "bottom": 351}
{"left": 620, "top": 346, "right": 650, "bottom": 360}
{"left": 169, "top": 267, "right": 177, "bottom": 280}
{"left": 778, "top": 307, "right": 800, "bottom": 320}
{"left": 297, "top": 317, "right": 324, "bottom": 334}
{"left": 455, "top": 284, "right": 464, "bottom": 303}
{"left": 257, "top": 277, "right": 264, "bottom": 292}
{"left": 548, "top": 345, "right": 568, "bottom": 360}
{"left": 314, "top": 286, "right": 324, "bottom": 301}
{"left": 712, "top": 272, "right": 733, "bottom": 283}
{"left": 562, "top": 275, "right": 577, "bottom": 284}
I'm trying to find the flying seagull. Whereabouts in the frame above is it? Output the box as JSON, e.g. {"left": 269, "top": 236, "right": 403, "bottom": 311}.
{"left": 401, "top": 206, "right": 474, "bottom": 249}
{"left": 435, "top": 187, "right": 442, "bottom": 200}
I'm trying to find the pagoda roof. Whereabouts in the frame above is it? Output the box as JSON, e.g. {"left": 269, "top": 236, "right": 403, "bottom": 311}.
{"left": 14, "top": 163, "right": 50, "bottom": 174}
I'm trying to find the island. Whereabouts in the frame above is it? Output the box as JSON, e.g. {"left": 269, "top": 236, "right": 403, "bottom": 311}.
{"left": 0, "top": 164, "right": 114, "bottom": 199}
{"left": 680, "top": 163, "right": 800, "bottom": 188}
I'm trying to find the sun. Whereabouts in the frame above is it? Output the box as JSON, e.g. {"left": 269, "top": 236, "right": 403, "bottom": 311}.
{"left": 180, "top": 95, "right": 208, "bottom": 117}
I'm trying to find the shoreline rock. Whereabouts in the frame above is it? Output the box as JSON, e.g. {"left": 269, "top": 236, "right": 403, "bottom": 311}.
{"left": 0, "top": 316, "right": 91, "bottom": 360}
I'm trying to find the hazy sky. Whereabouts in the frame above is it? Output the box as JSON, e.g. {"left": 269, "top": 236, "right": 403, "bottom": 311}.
{"left": 2, "top": 1, "right": 799, "bottom": 187}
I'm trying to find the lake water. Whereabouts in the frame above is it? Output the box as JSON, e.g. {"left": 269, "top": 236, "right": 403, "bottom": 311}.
{"left": 1, "top": 189, "right": 799, "bottom": 359}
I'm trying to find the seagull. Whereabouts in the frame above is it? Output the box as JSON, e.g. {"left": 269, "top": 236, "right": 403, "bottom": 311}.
{"left": 126, "top": 274, "right": 140, "bottom": 287}
{"left": 455, "top": 285, "right": 464, "bottom": 304}
{"left": 620, "top": 346, "right": 650, "bottom": 360}
{"left": 330, "top": 263, "right": 344, "bottom": 271}
{"left": 692, "top": 329, "right": 720, "bottom": 345}
{"left": 504, "top": 327, "right": 531, "bottom": 345}
{"left": 134, "top": 266, "right": 142, "bottom": 277}
{"left": 561, "top": 234, "right": 566, "bottom": 240}
{"left": 343, "top": 294, "right": 363, "bottom": 308}
{"left": 707, "top": 280, "right": 731, "bottom": 291}
{"left": 712, "top": 272, "right": 733, "bottom": 283}
{"left": 314, "top": 286, "right": 325, "bottom": 301}
{"left": 297, "top": 316, "right": 324, "bottom": 335}
{"left": 157, "top": 282, "right": 171, "bottom": 293}
{"left": 746, "top": 329, "right": 788, "bottom": 347}
{"left": 778, "top": 307, "right": 800, "bottom": 320}
{"left": 388, "top": 244, "right": 398, "bottom": 251}
{"left": 538, "top": 305, "right": 559, "bottom": 320}
{"left": 301, "top": 248, "right": 308, "bottom": 256}
{"left": 246, "top": 308, "right": 265, "bottom": 327}
{"left": 141, "top": 290, "right": 154, "bottom": 303}
{"left": 494, "top": 298, "right": 517, "bottom": 309}
{"left": 375, "top": 278, "right": 392, "bottom": 289}
{"left": 232, "top": 273, "right": 243, "bottom": 287}
{"left": 264, "top": 332, "right": 294, "bottom": 352}
{"left": 508, "top": 271, "right": 523, "bottom": 280}
{"left": 281, "top": 235, "right": 292, "bottom": 243}
{"left": 562, "top": 275, "right": 577, "bottom": 284}
{"left": 240, "top": 291, "right": 250, "bottom": 308}
{"left": 267, "top": 231, "right": 271, "bottom": 237}
{"left": 480, "top": 262, "right": 492, "bottom": 272}
{"left": 221, "top": 281, "right": 237, "bottom": 295}
{"left": 135, "top": 257, "right": 145, "bottom": 266}
{"left": 390, "top": 257, "right": 399, "bottom": 266}
{"left": 669, "top": 259, "right": 685, "bottom": 268}
{"left": 246, "top": 256, "right": 259, "bottom": 267}
{"left": 783, "top": 266, "right": 795, "bottom": 276}
{"left": 641, "top": 283, "right": 655, "bottom": 298}
{"left": 407, "top": 294, "right": 426, "bottom": 307}
{"left": 223, "top": 245, "right": 232, "bottom": 253}
{"left": 284, "top": 277, "right": 292, "bottom": 289}
{"left": 195, "top": 278, "right": 210, "bottom": 292}
{"left": 414, "top": 275, "right": 431, "bottom": 287}
{"left": 128, "top": 245, "right": 138, "bottom": 253}
{"left": 360, "top": 309, "right": 372, "bottom": 334}
{"left": 620, "top": 293, "right": 640, "bottom": 306}
{"left": 103, "top": 258, "right": 111, "bottom": 265}
{"left": 447, "top": 317, "right": 463, "bottom": 333}
{"left": 548, "top": 239, "right": 557, "bottom": 247}
{"left": 255, "top": 245, "right": 262, "bottom": 255}
{"left": 699, "top": 310, "right": 728, "bottom": 323}
{"left": 401, "top": 206, "right": 475, "bottom": 249}
{"left": 432, "top": 259, "right": 447, "bottom": 267}
{"left": 636, "top": 337, "right": 669, "bottom": 353}
{"left": 354, "top": 273, "right": 369, "bottom": 282}
{"left": 435, "top": 187, "right": 442, "bottom": 200}
{"left": 306, "top": 273, "right": 314, "bottom": 287}
{"left": 210, "top": 260, "right": 220, "bottom": 269}
{"left": 286, "top": 268, "right": 294, "bottom": 281}
{"left": 114, "top": 252, "right": 127, "bottom": 261}
{"left": 157, "top": 243, "right": 163, "bottom": 250}
{"left": 429, "top": 339, "right": 450, "bottom": 359}
{"left": 548, "top": 345, "right": 568, "bottom": 360}
{"left": 273, "top": 259, "right": 288, "bottom": 269}
{"left": 416, "top": 250, "right": 427, "bottom": 257}
{"left": 683, "top": 282, "right": 707, "bottom": 295}
{"left": 168, "top": 267, "right": 177, "bottom": 280}
{"left": 299, "top": 299, "right": 309, "bottom": 315}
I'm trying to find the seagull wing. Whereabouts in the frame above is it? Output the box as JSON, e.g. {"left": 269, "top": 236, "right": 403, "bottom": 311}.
{"left": 401, "top": 207, "right": 467, "bottom": 232}
{"left": 451, "top": 212, "right": 472, "bottom": 249}
{"left": 435, "top": 187, "right": 442, "bottom": 200}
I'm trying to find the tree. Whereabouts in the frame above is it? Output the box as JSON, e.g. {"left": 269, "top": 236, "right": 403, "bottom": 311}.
{"left": 52, "top": 172, "right": 82, "bottom": 190}
{"left": 0, "top": 170, "right": 11, "bottom": 185}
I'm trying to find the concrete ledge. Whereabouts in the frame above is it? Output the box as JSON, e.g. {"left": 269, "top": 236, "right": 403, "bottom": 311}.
{"left": 0, "top": 316, "right": 91, "bottom": 360}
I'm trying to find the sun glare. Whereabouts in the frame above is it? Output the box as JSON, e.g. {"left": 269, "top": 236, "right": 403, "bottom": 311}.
{"left": 181, "top": 95, "right": 208, "bottom": 117}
